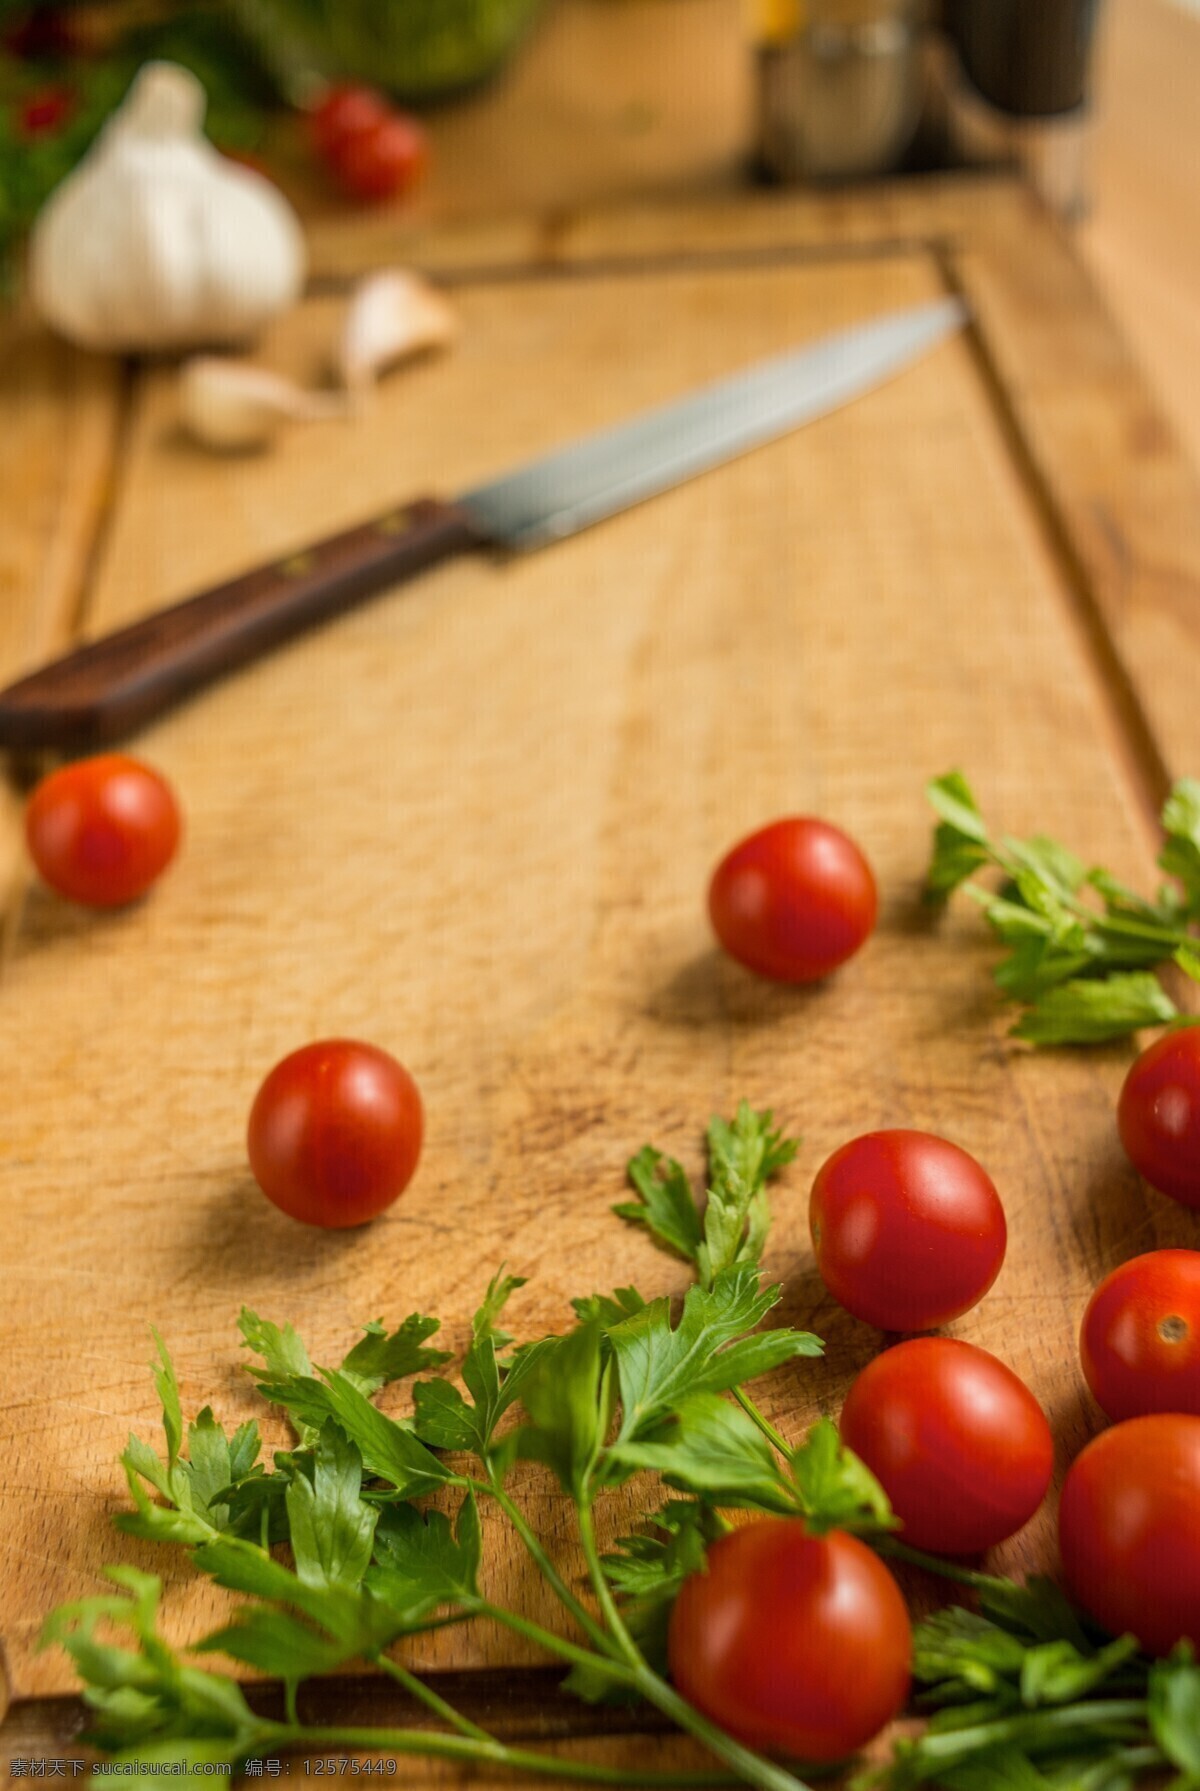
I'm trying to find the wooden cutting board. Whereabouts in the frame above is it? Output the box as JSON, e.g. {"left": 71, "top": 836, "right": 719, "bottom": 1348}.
{"left": 3, "top": 176, "right": 1200, "bottom": 1782}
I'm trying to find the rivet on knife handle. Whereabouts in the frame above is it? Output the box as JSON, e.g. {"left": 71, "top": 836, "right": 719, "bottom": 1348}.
{"left": 0, "top": 498, "right": 482, "bottom": 753}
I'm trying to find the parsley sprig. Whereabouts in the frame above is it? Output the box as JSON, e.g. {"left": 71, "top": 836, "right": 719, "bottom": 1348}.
{"left": 42, "top": 1105, "right": 1191, "bottom": 1789}
{"left": 925, "top": 771, "right": 1200, "bottom": 1045}
{"left": 852, "top": 1568, "right": 1200, "bottom": 1789}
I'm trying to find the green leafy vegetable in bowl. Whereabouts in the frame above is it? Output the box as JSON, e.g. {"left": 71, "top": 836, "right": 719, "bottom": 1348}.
{"left": 238, "top": 0, "right": 549, "bottom": 103}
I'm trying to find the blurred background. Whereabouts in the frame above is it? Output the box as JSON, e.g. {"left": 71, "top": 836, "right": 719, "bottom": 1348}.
{"left": 0, "top": 0, "right": 1128, "bottom": 263}
{"left": 0, "top": 0, "right": 1196, "bottom": 460}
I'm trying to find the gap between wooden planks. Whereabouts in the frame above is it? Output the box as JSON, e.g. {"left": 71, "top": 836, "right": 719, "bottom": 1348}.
{"left": 3, "top": 177, "right": 1200, "bottom": 1784}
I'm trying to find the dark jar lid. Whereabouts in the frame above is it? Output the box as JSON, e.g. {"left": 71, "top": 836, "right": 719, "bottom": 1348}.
{"left": 947, "top": 0, "right": 1104, "bottom": 117}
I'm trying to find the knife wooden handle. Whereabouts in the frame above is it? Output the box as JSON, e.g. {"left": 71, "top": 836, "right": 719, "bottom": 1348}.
{"left": 0, "top": 496, "right": 483, "bottom": 753}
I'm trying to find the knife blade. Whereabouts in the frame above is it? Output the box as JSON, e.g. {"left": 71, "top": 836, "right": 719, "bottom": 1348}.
{"left": 0, "top": 297, "right": 965, "bottom": 752}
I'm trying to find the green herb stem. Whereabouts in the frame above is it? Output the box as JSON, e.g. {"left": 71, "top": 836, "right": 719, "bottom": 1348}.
{"left": 732, "top": 1389, "right": 792, "bottom": 1458}
{"left": 269, "top": 1723, "right": 740, "bottom": 1786}
{"left": 873, "top": 1537, "right": 1013, "bottom": 1593}
{"left": 906, "top": 1699, "right": 1150, "bottom": 1763}
{"left": 577, "top": 1500, "right": 644, "bottom": 1673}
{"left": 475, "top": 1471, "right": 616, "bottom": 1655}
{"left": 371, "top": 1652, "right": 492, "bottom": 1744}
{"left": 618, "top": 1674, "right": 819, "bottom": 1791}
{"left": 1099, "top": 1746, "right": 1170, "bottom": 1773}
{"left": 472, "top": 1598, "right": 640, "bottom": 1685}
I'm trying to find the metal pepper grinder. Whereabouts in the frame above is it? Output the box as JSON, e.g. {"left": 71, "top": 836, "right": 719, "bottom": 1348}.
{"left": 940, "top": 0, "right": 1107, "bottom": 218}
{"left": 753, "top": 0, "right": 927, "bottom": 183}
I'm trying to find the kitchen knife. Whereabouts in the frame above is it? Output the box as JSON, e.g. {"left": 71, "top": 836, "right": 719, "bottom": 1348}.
{"left": 0, "top": 297, "right": 965, "bottom": 752}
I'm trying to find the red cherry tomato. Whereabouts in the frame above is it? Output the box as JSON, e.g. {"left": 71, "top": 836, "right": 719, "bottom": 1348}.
{"left": 1117, "top": 1029, "right": 1200, "bottom": 1210}
{"left": 18, "top": 86, "right": 74, "bottom": 137}
{"left": 810, "top": 1130, "right": 1007, "bottom": 1332}
{"left": 25, "top": 754, "right": 182, "bottom": 908}
{"left": 331, "top": 113, "right": 429, "bottom": 203}
{"left": 1080, "top": 1250, "right": 1200, "bottom": 1421}
{"left": 708, "top": 817, "right": 877, "bottom": 984}
{"left": 248, "top": 1040, "right": 423, "bottom": 1228}
{"left": 308, "top": 83, "right": 391, "bottom": 161}
{"left": 840, "top": 1338, "right": 1053, "bottom": 1554}
{"left": 1059, "top": 1413, "right": 1200, "bottom": 1656}
{"left": 668, "top": 1520, "right": 911, "bottom": 1762}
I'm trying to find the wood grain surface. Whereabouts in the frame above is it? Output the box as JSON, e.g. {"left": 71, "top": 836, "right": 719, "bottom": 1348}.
{"left": 1084, "top": 0, "right": 1200, "bottom": 474}
{"left": 0, "top": 324, "right": 121, "bottom": 912}
{"left": 3, "top": 178, "right": 1200, "bottom": 1789}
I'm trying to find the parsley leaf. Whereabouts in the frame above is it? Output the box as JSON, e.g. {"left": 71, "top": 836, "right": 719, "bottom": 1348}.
{"left": 571, "top": 1287, "right": 648, "bottom": 1327}
{"left": 460, "top": 1271, "right": 545, "bottom": 1446}
{"left": 39, "top": 1567, "right": 270, "bottom": 1768}
{"left": 789, "top": 1418, "right": 897, "bottom": 1537}
{"left": 513, "top": 1322, "right": 614, "bottom": 1500}
{"left": 616, "top": 1103, "right": 799, "bottom": 1287}
{"left": 366, "top": 1492, "right": 482, "bottom": 1616}
{"left": 1159, "top": 780, "right": 1200, "bottom": 918}
{"left": 192, "top": 1534, "right": 402, "bottom": 1666}
{"left": 291, "top": 1370, "right": 456, "bottom": 1498}
{"left": 700, "top": 1106, "right": 799, "bottom": 1285}
{"left": 339, "top": 1316, "right": 452, "bottom": 1397}
{"left": 1010, "top": 973, "right": 1179, "bottom": 1046}
{"left": 976, "top": 1575, "right": 1094, "bottom": 1649}
{"left": 198, "top": 1604, "right": 376, "bottom": 1682}
{"left": 618, "top": 1147, "right": 705, "bottom": 1265}
{"left": 239, "top": 1307, "right": 312, "bottom": 1382}
{"left": 1148, "top": 1650, "right": 1200, "bottom": 1775}
{"left": 925, "top": 771, "right": 994, "bottom": 898}
{"left": 859, "top": 1587, "right": 1178, "bottom": 1789}
{"left": 151, "top": 1328, "right": 184, "bottom": 1469}
{"left": 412, "top": 1271, "right": 553, "bottom": 1460}
{"left": 118, "top": 1337, "right": 265, "bottom": 1546}
{"left": 924, "top": 770, "right": 1200, "bottom": 1044}
{"left": 606, "top": 1390, "right": 800, "bottom": 1510}
{"left": 285, "top": 1422, "right": 377, "bottom": 1592}
{"left": 601, "top": 1501, "right": 722, "bottom": 1602}
{"left": 605, "top": 1264, "right": 821, "bottom": 1446}
{"left": 241, "top": 1306, "right": 449, "bottom": 1445}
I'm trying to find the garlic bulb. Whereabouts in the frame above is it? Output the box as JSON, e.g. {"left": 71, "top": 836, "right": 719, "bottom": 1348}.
{"left": 179, "top": 359, "right": 344, "bottom": 452}
{"left": 337, "top": 270, "right": 458, "bottom": 395}
{"left": 30, "top": 62, "right": 306, "bottom": 353}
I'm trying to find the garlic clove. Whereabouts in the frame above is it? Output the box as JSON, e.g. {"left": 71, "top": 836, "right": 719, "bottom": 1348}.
{"left": 29, "top": 61, "right": 307, "bottom": 355}
{"left": 122, "top": 57, "right": 206, "bottom": 140}
{"left": 336, "top": 270, "right": 458, "bottom": 395}
{"left": 180, "top": 358, "right": 344, "bottom": 452}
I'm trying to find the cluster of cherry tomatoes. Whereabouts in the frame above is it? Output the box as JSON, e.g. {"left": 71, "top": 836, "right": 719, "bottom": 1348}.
{"left": 675, "top": 814, "right": 1200, "bottom": 1758}
{"left": 671, "top": 1118, "right": 1200, "bottom": 1758}
{"left": 307, "top": 83, "right": 428, "bottom": 205}
{"left": 20, "top": 755, "right": 1200, "bottom": 1762}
